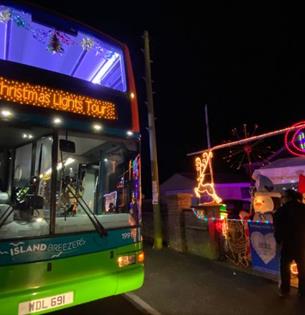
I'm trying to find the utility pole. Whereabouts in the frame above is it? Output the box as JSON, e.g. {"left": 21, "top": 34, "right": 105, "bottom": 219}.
{"left": 204, "top": 104, "right": 215, "bottom": 184}
{"left": 204, "top": 104, "right": 211, "bottom": 149}
{"left": 143, "top": 30, "right": 163, "bottom": 249}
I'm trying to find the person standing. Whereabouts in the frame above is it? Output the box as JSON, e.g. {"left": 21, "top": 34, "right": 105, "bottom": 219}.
{"left": 273, "top": 189, "right": 305, "bottom": 298}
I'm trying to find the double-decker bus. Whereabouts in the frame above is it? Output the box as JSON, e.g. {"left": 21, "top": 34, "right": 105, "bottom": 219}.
{"left": 0, "top": 2, "right": 144, "bottom": 314}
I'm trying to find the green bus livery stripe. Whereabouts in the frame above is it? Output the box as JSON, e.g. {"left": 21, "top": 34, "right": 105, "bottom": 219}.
{"left": 0, "top": 228, "right": 139, "bottom": 266}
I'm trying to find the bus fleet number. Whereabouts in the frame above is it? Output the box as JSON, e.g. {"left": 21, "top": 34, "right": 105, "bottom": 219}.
{"left": 121, "top": 232, "right": 131, "bottom": 239}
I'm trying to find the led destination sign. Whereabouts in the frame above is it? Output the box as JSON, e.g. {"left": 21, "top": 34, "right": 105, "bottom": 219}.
{"left": 0, "top": 76, "right": 118, "bottom": 120}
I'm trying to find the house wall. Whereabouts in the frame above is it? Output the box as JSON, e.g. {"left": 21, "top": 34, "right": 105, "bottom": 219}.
{"left": 215, "top": 183, "right": 251, "bottom": 201}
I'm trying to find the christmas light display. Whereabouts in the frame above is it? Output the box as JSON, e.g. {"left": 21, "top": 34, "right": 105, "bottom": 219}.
{"left": 189, "top": 123, "right": 305, "bottom": 156}
{"left": 194, "top": 151, "right": 222, "bottom": 204}
{"left": 223, "top": 219, "right": 250, "bottom": 268}
{"left": 191, "top": 210, "right": 272, "bottom": 225}
{"left": 47, "top": 32, "right": 64, "bottom": 54}
{"left": 284, "top": 121, "right": 305, "bottom": 157}
{"left": 191, "top": 122, "right": 305, "bottom": 208}
{"left": 81, "top": 37, "right": 95, "bottom": 51}
{"left": 0, "top": 5, "right": 113, "bottom": 57}
{"left": 297, "top": 132, "right": 305, "bottom": 150}
{"left": 0, "top": 8, "right": 11, "bottom": 22}
{"left": 130, "top": 155, "right": 141, "bottom": 223}
{"left": 0, "top": 76, "right": 117, "bottom": 120}
{"left": 223, "top": 124, "right": 275, "bottom": 174}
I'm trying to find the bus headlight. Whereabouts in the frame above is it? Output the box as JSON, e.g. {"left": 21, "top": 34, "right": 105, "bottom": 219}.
{"left": 117, "top": 255, "right": 136, "bottom": 268}
{"left": 117, "top": 251, "right": 144, "bottom": 267}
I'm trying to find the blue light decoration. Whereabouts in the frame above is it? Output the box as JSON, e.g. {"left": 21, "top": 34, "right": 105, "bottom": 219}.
{"left": 129, "top": 155, "right": 141, "bottom": 223}
{"left": 191, "top": 208, "right": 205, "bottom": 220}
{"left": 132, "top": 155, "right": 140, "bottom": 203}
{"left": 191, "top": 208, "right": 272, "bottom": 225}
{"left": 0, "top": 5, "right": 127, "bottom": 92}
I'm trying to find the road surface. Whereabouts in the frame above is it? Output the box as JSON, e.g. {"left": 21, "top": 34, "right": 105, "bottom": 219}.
{"left": 50, "top": 294, "right": 148, "bottom": 315}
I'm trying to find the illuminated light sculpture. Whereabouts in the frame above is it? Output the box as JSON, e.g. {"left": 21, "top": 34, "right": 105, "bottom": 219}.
{"left": 191, "top": 121, "right": 305, "bottom": 213}
{"left": 284, "top": 121, "right": 305, "bottom": 157}
{"left": 194, "top": 151, "right": 222, "bottom": 204}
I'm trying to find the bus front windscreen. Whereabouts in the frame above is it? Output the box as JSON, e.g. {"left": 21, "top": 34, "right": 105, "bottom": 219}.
{"left": 0, "top": 4, "right": 127, "bottom": 92}
{"left": 0, "top": 124, "right": 140, "bottom": 240}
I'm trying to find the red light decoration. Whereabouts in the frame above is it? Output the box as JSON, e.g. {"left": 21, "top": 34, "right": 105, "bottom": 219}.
{"left": 222, "top": 124, "right": 275, "bottom": 175}
{"left": 284, "top": 121, "right": 305, "bottom": 157}
{"left": 189, "top": 123, "right": 305, "bottom": 157}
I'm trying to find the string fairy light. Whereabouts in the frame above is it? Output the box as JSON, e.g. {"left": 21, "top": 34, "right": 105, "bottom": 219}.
{"left": 188, "top": 123, "right": 305, "bottom": 156}
{"left": 191, "top": 208, "right": 272, "bottom": 224}
{"left": 190, "top": 121, "right": 305, "bottom": 209}
{"left": 0, "top": 5, "right": 111, "bottom": 57}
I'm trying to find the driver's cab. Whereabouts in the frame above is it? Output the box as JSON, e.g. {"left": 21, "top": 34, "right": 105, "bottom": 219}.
{"left": 0, "top": 120, "right": 140, "bottom": 240}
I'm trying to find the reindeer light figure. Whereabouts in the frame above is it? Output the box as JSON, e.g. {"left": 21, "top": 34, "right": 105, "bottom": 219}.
{"left": 194, "top": 151, "right": 222, "bottom": 204}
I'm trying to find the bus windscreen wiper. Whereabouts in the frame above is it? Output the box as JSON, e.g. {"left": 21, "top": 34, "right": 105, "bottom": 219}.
{"left": 65, "top": 185, "right": 107, "bottom": 237}
{"left": 0, "top": 205, "right": 13, "bottom": 229}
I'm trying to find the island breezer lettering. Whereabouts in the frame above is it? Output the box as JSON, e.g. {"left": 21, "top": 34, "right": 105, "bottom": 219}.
{"left": 0, "top": 76, "right": 118, "bottom": 120}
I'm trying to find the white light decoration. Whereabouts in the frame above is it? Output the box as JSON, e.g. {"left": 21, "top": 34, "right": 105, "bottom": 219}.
{"left": 126, "top": 130, "right": 133, "bottom": 136}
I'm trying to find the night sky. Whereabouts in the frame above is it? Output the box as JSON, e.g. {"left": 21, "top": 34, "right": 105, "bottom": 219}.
{"left": 25, "top": 1, "right": 305, "bottom": 195}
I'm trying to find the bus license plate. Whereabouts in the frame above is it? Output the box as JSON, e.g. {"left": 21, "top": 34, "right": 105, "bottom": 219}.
{"left": 18, "top": 292, "right": 74, "bottom": 315}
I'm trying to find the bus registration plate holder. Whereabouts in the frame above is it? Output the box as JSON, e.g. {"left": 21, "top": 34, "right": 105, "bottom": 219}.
{"left": 18, "top": 292, "right": 74, "bottom": 315}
